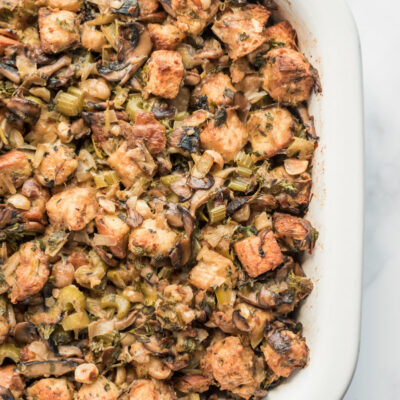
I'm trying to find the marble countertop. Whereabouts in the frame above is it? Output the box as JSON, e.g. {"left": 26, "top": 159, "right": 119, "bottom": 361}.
{"left": 344, "top": 0, "right": 400, "bottom": 399}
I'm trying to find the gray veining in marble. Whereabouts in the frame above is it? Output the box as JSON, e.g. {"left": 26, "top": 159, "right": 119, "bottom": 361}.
{"left": 344, "top": 0, "right": 400, "bottom": 399}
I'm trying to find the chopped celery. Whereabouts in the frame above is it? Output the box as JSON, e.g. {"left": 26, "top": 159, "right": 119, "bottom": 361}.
{"left": 235, "top": 151, "right": 254, "bottom": 169}
{"left": 160, "top": 175, "right": 180, "bottom": 186}
{"left": 228, "top": 178, "right": 248, "bottom": 192}
{"left": 209, "top": 205, "right": 226, "bottom": 224}
{"left": 237, "top": 166, "right": 253, "bottom": 177}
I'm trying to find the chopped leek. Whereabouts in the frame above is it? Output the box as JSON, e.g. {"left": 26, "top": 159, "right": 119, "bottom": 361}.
{"left": 287, "top": 137, "right": 314, "bottom": 159}
{"left": 192, "top": 152, "right": 214, "bottom": 178}
{"left": 160, "top": 175, "right": 180, "bottom": 186}
{"left": 126, "top": 94, "right": 152, "bottom": 121}
{"left": 100, "top": 294, "right": 130, "bottom": 319}
{"left": 58, "top": 285, "right": 86, "bottom": 312}
{"left": 93, "top": 171, "right": 120, "bottom": 188}
{"left": 209, "top": 205, "right": 226, "bottom": 224}
{"left": 0, "top": 344, "right": 20, "bottom": 365}
{"left": 62, "top": 311, "right": 90, "bottom": 331}
{"left": 113, "top": 86, "right": 129, "bottom": 109}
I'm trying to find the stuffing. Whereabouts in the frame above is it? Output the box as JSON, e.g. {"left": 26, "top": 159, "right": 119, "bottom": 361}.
{"left": 26, "top": 378, "right": 74, "bottom": 400}
{"left": 262, "top": 48, "right": 316, "bottom": 104}
{"left": 189, "top": 247, "right": 237, "bottom": 290}
{"left": 35, "top": 143, "right": 78, "bottom": 187}
{"left": 46, "top": 187, "right": 98, "bottom": 231}
{"left": 146, "top": 50, "right": 184, "bottom": 99}
{"left": 148, "top": 23, "right": 185, "bottom": 50}
{"left": 38, "top": 8, "right": 80, "bottom": 54}
{"left": 234, "top": 230, "right": 283, "bottom": 277}
{"left": 3, "top": 241, "right": 50, "bottom": 303}
{"left": 262, "top": 329, "right": 309, "bottom": 378}
{"left": 200, "top": 109, "right": 247, "bottom": 162}
{"left": 0, "top": 150, "right": 32, "bottom": 195}
{"left": 212, "top": 4, "right": 270, "bottom": 59}
{"left": 247, "top": 107, "right": 295, "bottom": 158}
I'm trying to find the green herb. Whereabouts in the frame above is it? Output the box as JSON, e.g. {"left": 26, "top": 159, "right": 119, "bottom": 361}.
{"left": 0, "top": 80, "right": 16, "bottom": 98}
{"left": 279, "top": 179, "right": 298, "bottom": 193}
{"left": 56, "top": 18, "right": 75, "bottom": 32}
{"left": 254, "top": 53, "right": 267, "bottom": 68}
{"left": 265, "top": 122, "right": 273, "bottom": 131}
{"left": 239, "top": 32, "right": 249, "bottom": 41}
{"left": 214, "top": 107, "right": 227, "bottom": 127}
{"left": 223, "top": 87, "right": 235, "bottom": 100}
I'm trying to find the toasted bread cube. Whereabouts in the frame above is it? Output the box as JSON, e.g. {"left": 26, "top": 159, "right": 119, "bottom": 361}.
{"left": 148, "top": 23, "right": 185, "bottom": 50}
{"left": 234, "top": 230, "right": 283, "bottom": 277}
{"left": 212, "top": 4, "right": 270, "bottom": 59}
{"left": 247, "top": 107, "right": 294, "bottom": 158}
{"left": 129, "top": 217, "right": 178, "bottom": 258}
{"left": 262, "top": 48, "right": 316, "bottom": 104}
{"left": 200, "top": 109, "right": 247, "bottom": 162}
{"left": 273, "top": 212, "right": 315, "bottom": 252}
{"left": 76, "top": 376, "right": 120, "bottom": 400}
{"left": 189, "top": 247, "right": 237, "bottom": 290}
{"left": 4, "top": 242, "right": 50, "bottom": 304}
{"left": 35, "top": 143, "right": 78, "bottom": 187}
{"left": 129, "top": 379, "right": 176, "bottom": 400}
{"left": 107, "top": 143, "right": 147, "bottom": 188}
{"left": 27, "top": 378, "right": 73, "bottom": 400}
{"left": 201, "top": 336, "right": 264, "bottom": 399}
{"left": 138, "top": 0, "right": 159, "bottom": 16}
{"left": 47, "top": 0, "right": 82, "bottom": 11}
{"left": 146, "top": 50, "right": 184, "bottom": 99}
{"left": 38, "top": 8, "right": 80, "bottom": 54}
{"left": 0, "top": 365, "right": 24, "bottom": 399}
{"left": 0, "top": 150, "right": 32, "bottom": 195}
{"left": 96, "top": 214, "right": 130, "bottom": 259}
{"left": 262, "top": 329, "right": 308, "bottom": 378}
{"left": 265, "top": 20, "right": 297, "bottom": 49}
{"left": 46, "top": 187, "right": 98, "bottom": 231}
{"left": 200, "top": 72, "right": 236, "bottom": 107}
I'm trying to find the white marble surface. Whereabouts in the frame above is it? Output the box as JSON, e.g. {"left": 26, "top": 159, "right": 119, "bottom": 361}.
{"left": 344, "top": 0, "right": 400, "bottom": 399}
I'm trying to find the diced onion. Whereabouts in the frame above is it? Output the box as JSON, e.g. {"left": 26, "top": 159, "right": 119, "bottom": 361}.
{"left": 93, "top": 234, "right": 118, "bottom": 247}
{"left": 7, "top": 194, "right": 30, "bottom": 210}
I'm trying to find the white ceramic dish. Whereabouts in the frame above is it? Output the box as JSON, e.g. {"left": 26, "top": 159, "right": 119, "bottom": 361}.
{"left": 267, "top": 1, "right": 364, "bottom": 399}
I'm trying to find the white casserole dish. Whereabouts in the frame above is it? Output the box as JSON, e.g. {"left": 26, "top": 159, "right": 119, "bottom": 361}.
{"left": 267, "top": 1, "right": 364, "bottom": 399}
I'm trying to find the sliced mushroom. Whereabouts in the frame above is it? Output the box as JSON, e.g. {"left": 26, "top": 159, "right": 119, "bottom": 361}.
{"left": 12, "top": 322, "right": 39, "bottom": 344}
{"left": 0, "top": 63, "right": 20, "bottom": 84}
{"left": 126, "top": 208, "right": 143, "bottom": 228}
{"left": 170, "top": 237, "right": 191, "bottom": 268}
{"left": 58, "top": 345, "right": 83, "bottom": 359}
{"left": 170, "top": 177, "right": 193, "bottom": 200}
{"left": 114, "top": 310, "right": 138, "bottom": 330}
{"left": 112, "top": 0, "right": 139, "bottom": 16}
{"left": 37, "top": 55, "right": 71, "bottom": 80}
{"left": 165, "top": 204, "right": 184, "bottom": 228}
{"left": 232, "top": 309, "right": 251, "bottom": 332}
{"left": 189, "top": 175, "right": 215, "bottom": 190}
{"left": 260, "top": 286, "right": 282, "bottom": 309}
{"left": 98, "top": 23, "right": 152, "bottom": 84}
{"left": 92, "top": 245, "right": 119, "bottom": 267}
{"left": 169, "top": 126, "right": 200, "bottom": 153}
{"left": 151, "top": 101, "right": 176, "bottom": 120}
{"left": 19, "top": 360, "right": 80, "bottom": 378}
{"left": 0, "top": 386, "right": 13, "bottom": 400}
{"left": 143, "top": 338, "right": 173, "bottom": 356}
{"left": 3, "top": 97, "right": 41, "bottom": 125}
{"left": 226, "top": 196, "right": 249, "bottom": 216}
{"left": 233, "top": 91, "right": 251, "bottom": 122}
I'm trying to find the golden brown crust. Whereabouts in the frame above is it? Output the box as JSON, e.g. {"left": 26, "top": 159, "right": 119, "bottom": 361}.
{"left": 262, "top": 47, "right": 315, "bottom": 104}
{"left": 247, "top": 107, "right": 294, "bottom": 158}
{"left": 265, "top": 20, "right": 298, "bottom": 50}
{"left": 148, "top": 23, "right": 185, "bottom": 50}
{"left": 27, "top": 378, "right": 74, "bottom": 400}
{"left": 212, "top": 5, "right": 270, "bottom": 59}
{"left": 146, "top": 50, "right": 184, "bottom": 99}
{"left": 234, "top": 230, "right": 283, "bottom": 277}
{"left": 38, "top": 8, "right": 80, "bottom": 54}
{"left": 200, "top": 109, "right": 247, "bottom": 162}
{"left": 262, "top": 329, "right": 308, "bottom": 378}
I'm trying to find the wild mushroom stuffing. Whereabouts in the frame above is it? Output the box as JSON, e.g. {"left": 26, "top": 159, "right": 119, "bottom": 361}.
{"left": 0, "top": 0, "right": 320, "bottom": 398}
